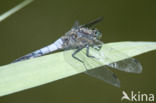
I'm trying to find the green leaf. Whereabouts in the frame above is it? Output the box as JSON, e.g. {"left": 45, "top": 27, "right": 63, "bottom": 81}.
{"left": 0, "top": 41, "right": 156, "bottom": 96}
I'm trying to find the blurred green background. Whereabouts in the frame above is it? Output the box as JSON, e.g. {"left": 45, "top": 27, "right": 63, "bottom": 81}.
{"left": 0, "top": 0, "right": 156, "bottom": 103}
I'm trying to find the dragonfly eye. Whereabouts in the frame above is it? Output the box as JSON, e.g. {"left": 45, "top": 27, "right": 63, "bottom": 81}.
{"left": 94, "top": 29, "right": 102, "bottom": 39}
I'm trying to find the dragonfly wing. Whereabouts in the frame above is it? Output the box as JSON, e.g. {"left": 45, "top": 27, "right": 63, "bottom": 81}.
{"left": 107, "top": 58, "right": 142, "bottom": 73}
{"left": 81, "top": 17, "right": 103, "bottom": 28}
{"left": 85, "top": 66, "right": 120, "bottom": 87}
{"left": 86, "top": 42, "right": 143, "bottom": 74}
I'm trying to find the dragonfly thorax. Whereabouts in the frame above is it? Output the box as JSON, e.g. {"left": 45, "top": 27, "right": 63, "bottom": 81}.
{"left": 61, "top": 27, "right": 102, "bottom": 49}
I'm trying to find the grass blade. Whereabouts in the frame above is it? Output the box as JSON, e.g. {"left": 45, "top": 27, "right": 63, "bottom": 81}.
{"left": 0, "top": 0, "right": 34, "bottom": 22}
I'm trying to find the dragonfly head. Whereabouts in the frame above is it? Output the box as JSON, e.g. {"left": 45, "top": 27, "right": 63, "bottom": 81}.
{"left": 93, "top": 29, "right": 102, "bottom": 40}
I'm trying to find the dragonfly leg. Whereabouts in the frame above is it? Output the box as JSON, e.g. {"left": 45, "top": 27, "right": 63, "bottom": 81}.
{"left": 72, "top": 48, "right": 84, "bottom": 64}
{"left": 94, "top": 39, "right": 103, "bottom": 51}
{"left": 86, "top": 45, "right": 95, "bottom": 58}
{"left": 94, "top": 45, "right": 102, "bottom": 51}
{"left": 72, "top": 48, "right": 89, "bottom": 71}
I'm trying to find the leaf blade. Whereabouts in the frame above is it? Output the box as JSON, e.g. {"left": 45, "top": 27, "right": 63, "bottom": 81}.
{"left": 0, "top": 41, "right": 156, "bottom": 97}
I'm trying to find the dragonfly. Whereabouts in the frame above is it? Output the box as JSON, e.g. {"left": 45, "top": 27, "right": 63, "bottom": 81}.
{"left": 12, "top": 17, "right": 142, "bottom": 87}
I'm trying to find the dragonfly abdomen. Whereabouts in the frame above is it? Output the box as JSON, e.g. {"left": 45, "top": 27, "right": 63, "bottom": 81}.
{"left": 12, "top": 38, "right": 63, "bottom": 63}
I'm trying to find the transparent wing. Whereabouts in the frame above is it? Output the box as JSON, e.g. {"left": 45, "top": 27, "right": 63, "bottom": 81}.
{"left": 64, "top": 43, "right": 142, "bottom": 73}
{"left": 85, "top": 66, "right": 120, "bottom": 87}
{"left": 81, "top": 17, "right": 103, "bottom": 28}
{"left": 108, "top": 58, "right": 142, "bottom": 73}
{"left": 64, "top": 42, "right": 142, "bottom": 87}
